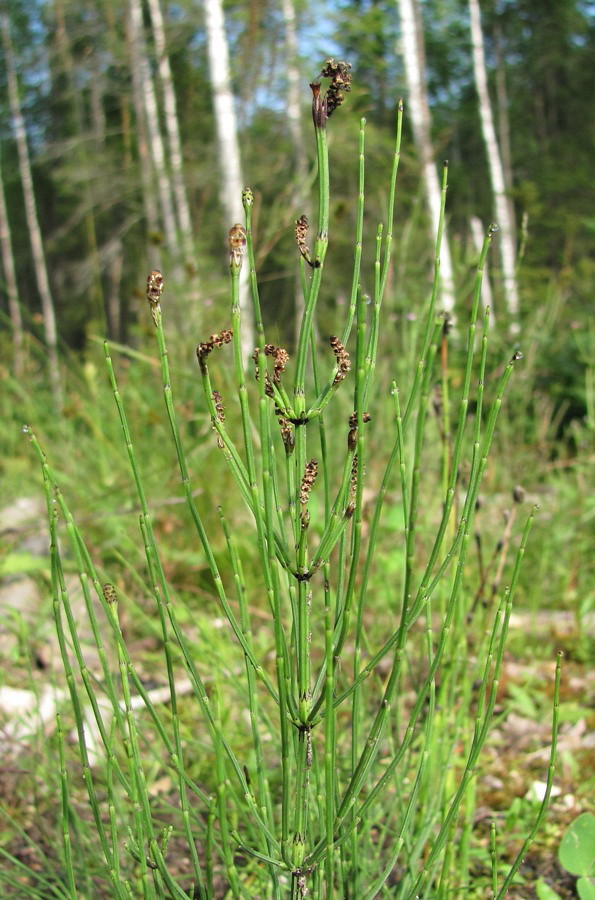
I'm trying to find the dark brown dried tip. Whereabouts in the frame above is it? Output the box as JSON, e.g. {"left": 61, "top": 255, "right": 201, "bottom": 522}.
{"left": 103, "top": 583, "right": 117, "bottom": 604}
{"left": 299, "top": 459, "right": 318, "bottom": 505}
{"left": 278, "top": 416, "right": 295, "bottom": 455}
{"left": 196, "top": 329, "right": 233, "bottom": 373}
{"left": 319, "top": 59, "right": 352, "bottom": 118}
{"left": 295, "top": 215, "right": 319, "bottom": 268}
{"left": 253, "top": 344, "right": 289, "bottom": 389}
{"left": 266, "top": 344, "right": 289, "bottom": 383}
{"left": 512, "top": 485, "right": 526, "bottom": 504}
{"left": 348, "top": 453, "right": 359, "bottom": 503}
{"left": 228, "top": 224, "right": 247, "bottom": 268}
{"left": 146, "top": 270, "right": 164, "bottom": 325}
{"left": 330, "top": 335, "right": 351, "bottom": 384}
{"left": 212, "top": 390, "right": 225, "bottom": 423}
{"left": 347, "top": 411, "right": 371, "bottom": 451}
{"left": 147, "top": 270, "right": 164, "bottom": 305}
{"left": 311, "top": 59, "right": 352, "bottom": 127}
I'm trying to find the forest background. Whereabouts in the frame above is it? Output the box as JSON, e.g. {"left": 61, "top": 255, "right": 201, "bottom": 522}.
{"left": 0, "top": 0, "right": 594, "bottom": 895}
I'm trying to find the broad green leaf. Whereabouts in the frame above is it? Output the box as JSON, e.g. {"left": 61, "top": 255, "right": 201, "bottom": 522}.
{"left": 559, "top": 814, "right": 595, "bottom": 877}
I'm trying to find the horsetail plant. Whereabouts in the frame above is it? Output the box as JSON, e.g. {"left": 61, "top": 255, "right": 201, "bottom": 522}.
{"left": 24, "top": 61, "right": 560, "bottom": 898}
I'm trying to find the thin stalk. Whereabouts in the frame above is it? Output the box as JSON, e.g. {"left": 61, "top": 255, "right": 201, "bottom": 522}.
{"left": 212, "top": 687, "right": 243, "bottom": 897}
{"left": 362, "top": 682, "right": 435, "bottom": 900}
{"left": 378, "top": 98, "right": 404, "bottom": 300}
{"left": 218, "top": 507, "right": 279, "bottom": 894}
{"left": 411, "top": 508, "right": 538, "bottom": 894}
{"left": 293, "top": 118, "right": 330, "bottom": 414}
{"left": 495, "top": 650, "right": 562, "bottom": 898}
{"left": 403, "top": 162, "right": 451, "bottom": 432}
{"left": 56, "top": 713, "right": 77, "bottom": 900}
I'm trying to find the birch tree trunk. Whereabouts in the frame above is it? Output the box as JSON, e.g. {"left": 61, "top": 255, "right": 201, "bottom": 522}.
{"left": 469, "top": 0, "right": 519, "bottom": 327}
{"left": 125, "top": 14, "right": 160, "bottom": 261}
{"left": 494, "top": 19, "right": 516, "bottom": 234}
{"left": 127, "top": 0, "right": 178, "bottom": 260}
{"left": 0, "top": 148, "right": 24, "bottom": 377}
{"left": 397, "top": 0, "right": 456, "bottom": 312}
{"left": 280, "top": 0, "right": 308, "bottom": 341}
{"left": 145, "top": 0, "right": 195, "bottom": 266}
{"left": 54, "top": 0, "right": 106, "bottom": 333}
{"left": 203, "top": 0, "right": 254, "bottom": 360}
{"left": 1, "top": 9, "right": 62, "bottom": 408}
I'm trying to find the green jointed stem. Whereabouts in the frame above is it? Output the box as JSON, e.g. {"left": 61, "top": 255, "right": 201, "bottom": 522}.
{"left": 343, "top": 117, "right": 366, "bottom": 344}
{"left": 56, "top": 713, "right": 77, "bottom": 900}
{"left": 305, "top": 351, "right": 523, "bottom": 870}
{"left": 411, "top": 508, "right": 539, "bottom": 895}
{"left": 402, "top": 161, "right": 450, "bottom": 433}
{"left": 294, "top": 121, "right": 330, "bottom": 412}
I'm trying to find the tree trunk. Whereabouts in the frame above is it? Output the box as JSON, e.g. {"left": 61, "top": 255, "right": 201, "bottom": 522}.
{"left": 125, "top": 15, "right": 160, "bottom": 262}
{"left": 127, "top": 0, "right": 179, "bottom": 261}
{"left": 54, "top": 0, "right": 106, "bottom": 334}
{"left": 1, "top": 9, "right": 62, "bottom": 408}
{"left": 145, "top": 0, "right": 195, "bottom": 267}
{"left": 469, "top": 0, "right": 519, "bottom": 328}
{"left": 396, "top": 0, "right": 456, "bottom": 312}
{"left": 280, "top": 0, "right": 308, "bottom": 342}
{"left": 493, "top": 19, "right": 515, "bottom": 234}
{"left": 0, "top": 147, "right": 24, "bottom": 377}
{"left": 203, "top": 0, "right": 254, "bottom": 360}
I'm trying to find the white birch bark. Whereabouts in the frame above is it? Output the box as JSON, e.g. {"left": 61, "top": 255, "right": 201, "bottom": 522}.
{"left": 281, "top": 0, "right": 308, "bottom": 341}
{"left": 397, "top": 0, "right": 456, "bottom": 312}
{"left": 469, "top": 0, "right": 519, "bottom": 326}
{"left": 145, "top": 0, "right": 195, "bottom": 263}
{"left": 0, "top": 148, "right": 24, "bottom": 376}
{"left": 204, "top": 0, "right": 254, "bottom": 359}
{"left": 126, "top": 17, "right": 160, "bottom": 254}
{"left": 54, "top": 0, "right": 105, "bottom": 331}
{"left": 127, "top": 0, "right": 178, "bottom": 258}
{"left": 1, "top": 10, "right": 62, "bottom": 407}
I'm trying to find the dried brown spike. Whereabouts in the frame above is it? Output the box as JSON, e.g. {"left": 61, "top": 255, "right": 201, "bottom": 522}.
{"left": 295, "top": 214, "right": 315, "bottom": 266}
{"left": 211, "top": 329, "right": 233, "bottom": 349}
{"left": 228, "top": 224, "right": 246, "bottom": 251}
{"left": 103, "top": 583, "right": 117, "bottom": 604}
{"left": 278, "top": 416, "right": 295, "bottom": 454}
{"left": 347, "top": 411, "right": 371, "bottom": 450}
{"left": 229, "top": 224, "right": 247, "bottom": 268}
{"left": 319, "top": 60, "right": 352, "bottom": 118}
{"left": 512, "top": 484, "right": 526, "bottom": 504}
{"left": 212, "top": 390, "right": 225, "bottom": 422}
{"left": 350, "top": 454, "right": 358, "bottom": 491}
{"left": 295, "top": 215, "right": 308, "bottom": 247}
{"left": 146, "top": 270, "right": 164, "bottom": 305}
{"left": 273, "top": 347, "right": 289, "bottom": 383}
{"left": 330, "top": 335, "right": 351, "bottom": 384}
{"left": 299, "top": 459, "right": 318, "bottom": 505}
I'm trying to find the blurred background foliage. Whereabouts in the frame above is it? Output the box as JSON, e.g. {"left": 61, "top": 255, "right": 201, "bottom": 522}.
{"left": 0, "top": 0, "right": 593, "bottom": 611}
